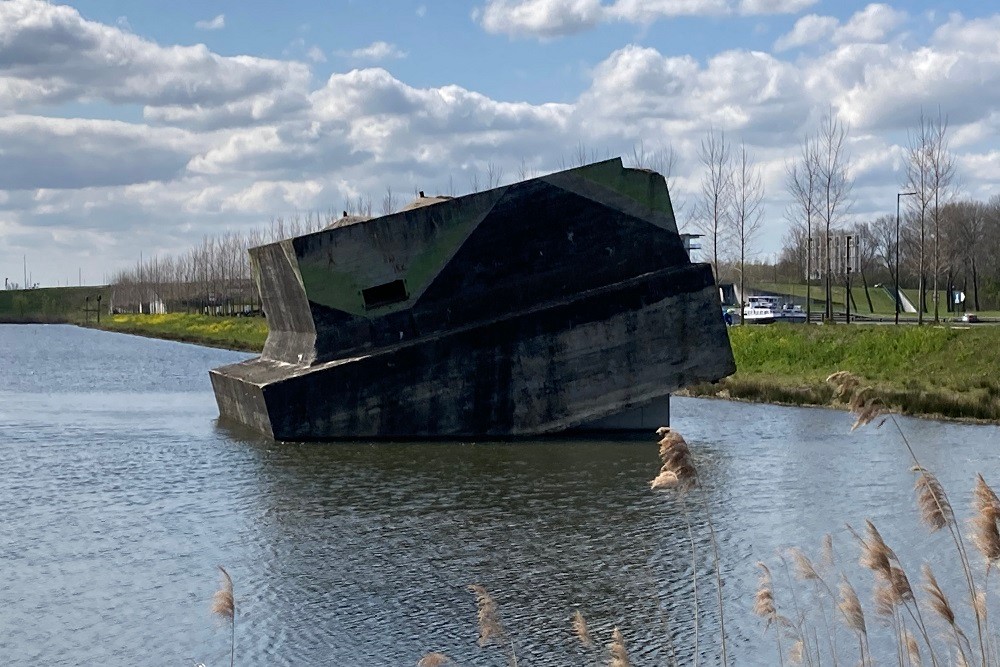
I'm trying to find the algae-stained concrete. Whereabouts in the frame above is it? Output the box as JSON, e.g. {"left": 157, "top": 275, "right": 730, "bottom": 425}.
{"left": 211, "top": 158, "right": 735, "bottom": 439}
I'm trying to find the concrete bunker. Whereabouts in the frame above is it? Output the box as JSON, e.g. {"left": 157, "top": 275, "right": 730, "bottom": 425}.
{"left": 211, "top": 158, "right": 735, "bottom": 440}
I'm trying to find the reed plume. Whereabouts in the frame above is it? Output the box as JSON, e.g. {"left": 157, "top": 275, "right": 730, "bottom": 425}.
{"left": 469, "top": 584, "right": 504, "bottom": 647}
{"left": 789, "top": 548, "right": 821, "bottom": 582}
{"left": 972, "top": 474, "right": 1000, "bottom": 564}
{"left": 904, "top": 630, "right": 922, "bottom": 666}
{"left": 754, "top": 561, "right": 787, "bottom": 666}
{"left": 858, "top": 521, "right": 893, "bottom": 577}
{"left": 212, "top": 566, "right": 235, "bottom": 667}
{"left": 417, "top": 653, "right": 454, "bottom": 666}
{"left": 608, "top": 626, "right": 630, "bottom": 667}
{"left": 650, "top": 427, "right": 697, "bottom": 490}
{"left": 825, "top": 372, "right": 886, "bottom": 430}
{"left": 913, "top": 467, "right": 954, "bottom": 531}
{"left": 922, "top": 563, "right": 971, "bottom": 664}
{"left": 572, "top": 610, "right": 593, "bottom": 648}
{"left": 820, "top": 534, "right": 834, "bottom": 570}
{"left": 788, "top": 639, "right": 804, "bottom": 664}
{"left": 468, "top": 584, "right": 517, "bottom": 666}
{"left": 837, "top": 578, "right": 866, "bottom": 637}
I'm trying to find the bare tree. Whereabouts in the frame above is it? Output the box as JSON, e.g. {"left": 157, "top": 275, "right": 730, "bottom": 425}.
{"left": 785, "top": 134, "right": 821, "bottom": 321}
{"left": 381, "top": 186, "right": 398, "bottom": 215}
{"left": 815, "top": 110, "right": 853, "bottom": 321}
{"left": 696, "top": 128, "right": 733, "bottom": 286}
{"left": 730, "top": 141, "right": 765, "bottom": 324}
{"left": 928, "top": 111, "right": 957, "bottom": 321}
{"left": 903, "top": 111, "right": 935, "bottom": 323}
{"left": 486, "top": 162, "right": 505, "bottom": 189}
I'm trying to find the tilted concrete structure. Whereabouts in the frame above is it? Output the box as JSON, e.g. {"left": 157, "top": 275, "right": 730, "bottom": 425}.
{"left": 211, "top": 158, "right": 735, "bottom": 440}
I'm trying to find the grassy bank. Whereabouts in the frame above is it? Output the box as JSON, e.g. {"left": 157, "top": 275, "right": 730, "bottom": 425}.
{"left": 0, "top": 285, "right": 110, "bottom": 323}
{"left": 687, "top": 323, "right": 1000, "bottom": 421}
{"left": 94, "top": 313, "right": 267, "bottom": 352}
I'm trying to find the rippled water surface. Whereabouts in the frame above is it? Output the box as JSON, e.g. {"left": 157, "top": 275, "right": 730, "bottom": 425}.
{"left": 1, "top": 324, "right": 999, "bottom": 666}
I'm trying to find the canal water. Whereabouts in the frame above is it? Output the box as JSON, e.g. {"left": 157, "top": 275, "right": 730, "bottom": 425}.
{"left": 1, "top": 324, "right": 998, "bottom": 666}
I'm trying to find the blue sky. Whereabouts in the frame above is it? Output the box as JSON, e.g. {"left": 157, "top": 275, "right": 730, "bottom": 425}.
{"left": 3, "top": 0, "right": 1000, "bottom": 285}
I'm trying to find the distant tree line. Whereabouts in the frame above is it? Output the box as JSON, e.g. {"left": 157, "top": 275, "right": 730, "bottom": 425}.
{"left": 778, "top": 110, "right": 1000, "bottom": 315}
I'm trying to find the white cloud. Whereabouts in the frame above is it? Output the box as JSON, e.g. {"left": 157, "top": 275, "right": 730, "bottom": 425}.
{"left": 344, "top": 41, "right": 408, "bottom": 61}
{"left": 477, "top": 0, "right": 604, "bottom": 38}
{"left": 3, "top": 2, "right": 1000, "bottom": 285}
{"left": 476, "top": 0, "right": 813, "bottom": 38}
{"left": 195, "top": 14, "right": 225, "bottom": 31}
{"left": 739, "top": 0, "right": 816, "bottom": 14}
{"left": 774, "top": 3, "right": 906, "bottom": 51}
{"left": 0, "top": 0, "right": 309, "bottom": 125}
{"left": 307, "top": 46, "right": 327, "bottom": 63}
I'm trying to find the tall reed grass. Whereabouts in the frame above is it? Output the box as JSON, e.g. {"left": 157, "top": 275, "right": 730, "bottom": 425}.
{"left": 752, "top": 371, "right": 1000, "bottom": 666}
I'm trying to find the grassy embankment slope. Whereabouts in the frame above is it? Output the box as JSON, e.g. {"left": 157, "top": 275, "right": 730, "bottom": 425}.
{"left": 97, "top": 313, "right": 267, "bottom": 352}
{"left": 0, "top": 286, "right": 266, "bottom": 351}
{"left": 688, "top": 324, "right": 1000, "bottom": 421}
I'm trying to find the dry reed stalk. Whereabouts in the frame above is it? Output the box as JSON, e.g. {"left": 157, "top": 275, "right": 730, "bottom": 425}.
{"left": 468, "top": 584, "right": 505, "bottom": 647}
{"left": 904, "top": 630, "right": 922, "bottom": 666}
{"left": 608, "top": 626, "right": 630, "bottom": 667}
{"left": 820, "top": 534, "right": 835, "bottom": 570}
{"left": 212, "top": 566, "right": 235, "bottom": 667}
{"left": 468, "top": 584, "right": 518, "bottom": 666}
{"left": 754, "top": 562, "right": 786, "bottom": 666}
{"left": 788, "top": 639, "right": 804, "bottom": 664}
{"left": 858, "top": 521, "right": 894, "bottom": 577}
{"left": 830, "top": 371, "right": 986, "bottom": 664}
{"left": 789, "top": 548, "right": 821, "bottom": 582}
{"left": 922, "top": 563, "right": 972, "bottom": 665}
{"left": 972, "top": 474, "right": 1000, "bottom": 564}
{"left": 417, "top": 653, "right": 454, "bottom": 666}
{"left": 572, "top": 610, "right": 593, "bottom": 648}
{"left": 913, "top": 467, "right": 954, "bottom": 532}
{"left": 650, "top": 427, "right": 727, "bottom": 665}
{"left": 838, "top": 578, "right": 866, "bottom": 634}
{"left": 838, "top": 577, "right": 869, "bottom": 665}
{"left": 650, "top": 427, "right": 697, "bottom": 490}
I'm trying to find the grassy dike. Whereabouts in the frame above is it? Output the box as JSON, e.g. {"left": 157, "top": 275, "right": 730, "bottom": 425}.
{"left": 94, "top": 313, "right": 268, "bottom": 352}
{"left": 686, "top": 323, "right": 1000, "bottom": 421}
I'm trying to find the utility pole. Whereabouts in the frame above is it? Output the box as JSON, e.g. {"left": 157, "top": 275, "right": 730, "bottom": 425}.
{"left": 845, "top": 235, "right": 852, "bottom": 324}
{"left": 896, "top": 192, "right": 917, "bottom": 325}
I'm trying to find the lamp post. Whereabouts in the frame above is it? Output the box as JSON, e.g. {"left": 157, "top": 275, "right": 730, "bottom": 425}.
{"left": 896, "top": 192, "right": 917, "bottom": 325}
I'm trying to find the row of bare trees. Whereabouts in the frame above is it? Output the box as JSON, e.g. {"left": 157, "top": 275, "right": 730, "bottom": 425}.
{"left": 695, "top": 129, "right": 766, "bottom": 323}
{"left": 109, "top": 214, "right": 335, "bottom": 314}
{"left": 780, "top": 109, "right": 1000, "bottom": 315}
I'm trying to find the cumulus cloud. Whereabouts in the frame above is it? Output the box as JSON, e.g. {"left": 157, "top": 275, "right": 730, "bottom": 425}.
{"left": 3, "top": 2, "right": 1000, "bottom": 286}
{"left": 343, "top": 41, "right": 408, "bottom": 61}
{"left": 0, "top": 116, "right": 194, "bottom": 190}
{"left": 0, "top": 0, "right": 309, "bottom": 126}
{"left": 195, "top": 14, "right": 225, "bottom": 30}
{"left": 775, "top": 3, "right": 906, "bottom": 51}
{"left": 476, "top": 0, "right": 815, "bottom": 38}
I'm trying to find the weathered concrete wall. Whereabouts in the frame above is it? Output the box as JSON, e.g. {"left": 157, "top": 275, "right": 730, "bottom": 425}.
{"left": 212, "top": 158, "right": 735, "bottom": 440}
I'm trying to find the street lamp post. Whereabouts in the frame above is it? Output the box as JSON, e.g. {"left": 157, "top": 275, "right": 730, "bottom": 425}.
{"left": 896, "top": 192, "right": 917, "bottom": 325}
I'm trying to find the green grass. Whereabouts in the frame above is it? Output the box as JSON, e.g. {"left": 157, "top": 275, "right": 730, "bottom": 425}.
{"left": 687, "top": 324, "right": 1000, "bottom": 421}
{"left": 95, "top": 313, "right": 268, "bottom": 352}
{"left": 0, "top": 286, "right": 111, "bottom": 323}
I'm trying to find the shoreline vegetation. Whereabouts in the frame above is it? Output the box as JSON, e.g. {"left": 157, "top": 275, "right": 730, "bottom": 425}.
{"left": 3, "top": 286, "right": 999, "bottom": 422}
